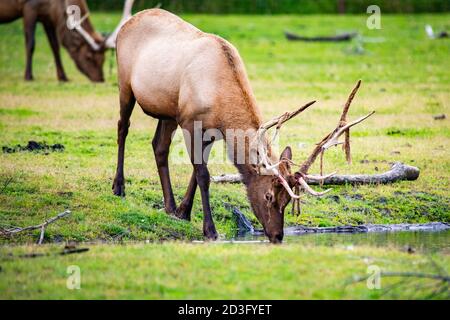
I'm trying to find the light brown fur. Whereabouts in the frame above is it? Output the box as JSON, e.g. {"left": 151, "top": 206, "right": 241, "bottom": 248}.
{"left": 113, "top": 9, "right": 292, "bottom": 243}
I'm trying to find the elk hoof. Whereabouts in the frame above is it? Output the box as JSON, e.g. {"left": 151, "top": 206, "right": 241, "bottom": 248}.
{"left": 203, "top": 226, "right": 218, "bottom": 241}
{"left": 112, "top": 182, "right": 125, "bottom": 197}
{"left": 24, "top": 75, "right": 34, "bottom": 81}
{"left": 58, "top": 76, "right": 69, "bottom": 82}
{"left": 175, "top": 204, "right": 191, "bottom": 221}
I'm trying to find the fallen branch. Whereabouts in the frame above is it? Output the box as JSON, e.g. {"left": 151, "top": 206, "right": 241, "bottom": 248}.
{"left": 17, "top": 247, "right": 89, "bottom": 259}
{"left": 284, "top": 30, "right": 357, "bottom": 42}
{"left": 351, "top": 272, "right": 450, "bottom": 284}
{"left": 0, "top": 210, "right": 71, "bottom": 243}
{"left": 347, "top": 257, "right": 450, "bottom": 299}
{"left": 212, "top": 162, "right": 419, "bottom": 185}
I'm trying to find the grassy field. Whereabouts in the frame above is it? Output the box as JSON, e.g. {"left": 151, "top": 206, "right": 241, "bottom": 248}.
{"left": 0, "top": 13, "right": 449, "bottom": 299}
{"left": 1, "top": 243, "right": 449, "bottom": 299}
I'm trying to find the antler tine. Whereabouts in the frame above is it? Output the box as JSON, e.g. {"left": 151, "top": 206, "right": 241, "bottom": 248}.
{"left": 259, "top": 100, "right": 316, "bottom": 132}
{"left": 321, "top": 111, "right": 375, "bottom": 150}
{"left": 256, "top": 100, "right": 316, "bottom": 172}
{"left": 297, "top": 177, "right": 332, "bottom": 197}
{"left": 299, "top": 81, "right": 374, "bottom": 175}
{"left": 340, "top": 79, "right": 361, "bottom": 164}
{"left": 104, "top": 0, "right": 135, "bottom": 49}
{"left": 277, "top": 174, "right": 300, "bottom": 199}
{"left": 340, "top": 79, "right": 361, "bottom": 123}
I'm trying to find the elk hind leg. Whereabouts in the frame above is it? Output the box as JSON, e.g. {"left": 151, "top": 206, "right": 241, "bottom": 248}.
{"left": 152, "top": 119, "right": 178, "bottom": 214}
{"left": 113, "top": 88, "right": 136, "bottom": 196}
{"left": 22, "top": 6, "right": 37, "bottom": 81}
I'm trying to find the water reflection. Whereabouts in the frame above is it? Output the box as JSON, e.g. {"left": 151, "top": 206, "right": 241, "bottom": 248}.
{"left": 236, "top": 230, "right": 450, "bottom": 253}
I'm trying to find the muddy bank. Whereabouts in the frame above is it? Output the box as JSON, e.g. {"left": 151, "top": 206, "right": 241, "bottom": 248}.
{"left": 282, "top": 222, "right": 450, "bottom": 235}
{"left": 246, "top": 222, "right": 450, "bottom": 236}
{"left": 231, "top": 206, "right": 450, "bottom": 236}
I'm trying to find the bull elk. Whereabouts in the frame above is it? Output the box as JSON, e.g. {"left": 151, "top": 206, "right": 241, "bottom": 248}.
{"left": 0, "top": 0, "right": 135, "bottom": 82}
{"left": 113, "top": 9, "right": 374, "bottom": 243}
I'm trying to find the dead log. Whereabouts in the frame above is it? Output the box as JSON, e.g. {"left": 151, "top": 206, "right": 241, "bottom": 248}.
{"left": 17, "top": 247, "right": 89, "bottom": 259}
{"left": 212, "top": 162, "right": 419, "bottom": 185}
{"left": 284, "top": 30, "right": 357, "bottom": 42}
{"left": 211, "top": 174, "right": 242, "bottom": 184}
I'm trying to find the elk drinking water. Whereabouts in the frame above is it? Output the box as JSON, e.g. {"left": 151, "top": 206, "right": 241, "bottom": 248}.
{"left": 0, "top": 0, "right": 135, "bottom": 81}
{"left": 113, "top": 9, "right": 374, "bottom": 243}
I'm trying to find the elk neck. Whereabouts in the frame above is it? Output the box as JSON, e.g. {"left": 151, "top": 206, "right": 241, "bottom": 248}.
{"left": 220, "top": 101, "right": 277, "bottom": 187}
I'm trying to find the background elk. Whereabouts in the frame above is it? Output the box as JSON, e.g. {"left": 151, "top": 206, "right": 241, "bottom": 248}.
{"left": 113, "top": 9, "right": 374, "bottom": 243}
{"left": 0, "top": 0, "right": 134, "bottom": 82}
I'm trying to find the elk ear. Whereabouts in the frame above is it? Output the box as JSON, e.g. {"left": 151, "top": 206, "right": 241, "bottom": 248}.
{"left": 280, "top": 146, "right": 292, "bottom": 161}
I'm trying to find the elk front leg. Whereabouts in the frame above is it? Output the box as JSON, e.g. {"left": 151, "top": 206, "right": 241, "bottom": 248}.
{"left": 152, "top": 119, "right": 178, "bottom": 214}
{"left": 113, "top": 90, "right": 136, "bottom": 196}
{"left": 43, "top": 21, "right": 68, "bottom": 82}
{"left": 176, "top": 139, "right": 213, "bottom": 221}
{"left": 22, "top": 8, "right": 37, "bottom": 81}
{"left": 184, "top": 127, "right": 217, "bottom": 240}
{"left": 194, "top": 163, "right": 217, "bottom": 240}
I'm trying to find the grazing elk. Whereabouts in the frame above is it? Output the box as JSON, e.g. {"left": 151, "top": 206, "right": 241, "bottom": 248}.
{"left": 0, "top": 0, "right": 134, "bottom": 82}
{"left": 113, "top": 9, "right": 374, "bottom": 243}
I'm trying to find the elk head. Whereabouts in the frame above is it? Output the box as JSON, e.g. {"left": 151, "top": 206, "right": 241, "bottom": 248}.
{"left": 64, "top": 0, "right": 135, "bottom": 82}
{"left": 252, "top": 81, "right": 375, "bottom": 243}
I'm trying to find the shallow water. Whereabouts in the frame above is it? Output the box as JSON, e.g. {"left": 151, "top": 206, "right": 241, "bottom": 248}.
{"left": 235, "top": 230, "right": 450, "bottom": 253}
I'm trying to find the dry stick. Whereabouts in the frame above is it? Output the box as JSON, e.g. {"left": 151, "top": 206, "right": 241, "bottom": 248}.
{"left": 0, "top": 176, "right": 14, "bottom": 194}
{"left": 0, "top": 210, "right": 71, "bottom": 242}
{"left": 38, "top": 226, "right": 45, "bottom": 245}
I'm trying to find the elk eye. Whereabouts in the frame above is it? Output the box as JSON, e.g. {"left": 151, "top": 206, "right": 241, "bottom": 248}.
{"left": 265, "top": 192, "right": 274, "bottom": 203}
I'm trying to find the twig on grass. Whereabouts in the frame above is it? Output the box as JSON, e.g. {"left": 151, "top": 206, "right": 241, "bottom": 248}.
{"left": 0, "top": 176, "right": 14, "bottom": 194}
{"left": 0, "top": 210, "right": 71, "bottom": 244}
{"left": 347, "top": 267, "right": 450, "bottom": 299}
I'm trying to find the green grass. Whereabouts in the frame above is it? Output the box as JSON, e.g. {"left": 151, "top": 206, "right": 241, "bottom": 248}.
{"left": 1, "top": 243, "right": 449, "bottom": 299}
{"left": 0, "top": 13, "right": 449, "bottom": 299}
{"left": 0, "top": 14, "right": 448, "bottom": 243}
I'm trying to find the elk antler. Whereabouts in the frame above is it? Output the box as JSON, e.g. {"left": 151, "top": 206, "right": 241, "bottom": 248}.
{"left": 104, "top": 0, "right": 135, "bottom": 49}
{"left": 255, "top": 101, "right": 316, "bottom": 198}
{"left": 65, "top": 0, "right": 135, "bottom": 51}
{"left": 256, "top": 100, "right": 316, "bottom": 168}
{"left": 295, "top": 80, "right": 375, "bottom": 198}
{"left": 65, "top": 0, "right": 101, "bottom": 51}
